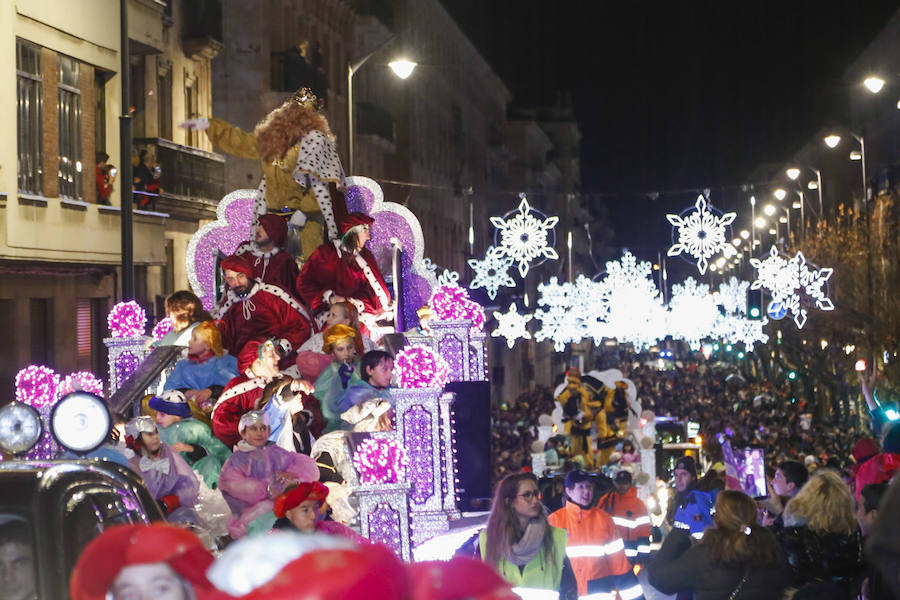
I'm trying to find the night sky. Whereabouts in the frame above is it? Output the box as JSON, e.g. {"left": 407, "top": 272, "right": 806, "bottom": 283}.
{"left": 442, "top": 1, "right": 898, "bottom": 254}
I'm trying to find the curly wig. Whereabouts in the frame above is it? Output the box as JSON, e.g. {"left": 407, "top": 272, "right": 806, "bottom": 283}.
{"left": 322, "top": 323, "right": 364, "bottom": 357}
{"left": 255, "top": 98, "right": 334, "bottom": 164}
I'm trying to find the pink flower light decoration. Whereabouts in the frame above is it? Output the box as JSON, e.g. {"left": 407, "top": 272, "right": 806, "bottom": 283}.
{"left": 60, "top": 371, "right": 104, "bottom": 397}
{"left": 152, "top": 317, "right": 175, "bottom": 341}
{"left": 107, "top": 301, "right": 147, "bottom": 338}
{"left": 395, "top": 346, "right": 450, "bottom": 389}
{"left": 15, "top": 365, "right": 60, "bottom": 409}
{"left": 429, "top": 284, "right": 485, "bottom": 331}
{"left": 353, "top": 438, "right": 408, "bottom": 485}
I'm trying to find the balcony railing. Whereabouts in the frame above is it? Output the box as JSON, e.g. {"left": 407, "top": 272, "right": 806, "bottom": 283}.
{"left": 133, "top": 138, "right": 225, "bottom": 215}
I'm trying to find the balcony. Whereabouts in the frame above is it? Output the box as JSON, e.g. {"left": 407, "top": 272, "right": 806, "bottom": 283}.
{"left": 133, "top": 138, "right": 225, "bottom": 220}
{"left": 356, "top": 102, "right": 395, "bottom": 144}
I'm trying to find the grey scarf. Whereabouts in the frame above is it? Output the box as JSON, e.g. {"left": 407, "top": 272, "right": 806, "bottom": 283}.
{"left": 506, "top": 518, "right": 548, "bottom": 566}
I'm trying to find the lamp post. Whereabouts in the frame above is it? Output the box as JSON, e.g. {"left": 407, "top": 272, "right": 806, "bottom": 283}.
{"left": 119, "top": 0, "right": 134, "bottom": 300}
{"left": 347, "top": 38, "right": 416, "bottom": 175}
{"left": 786, "top": 165, "right": 823, "bottom": 221}
{"left": 823, "top": 132, "right": 867, "bottom": 204}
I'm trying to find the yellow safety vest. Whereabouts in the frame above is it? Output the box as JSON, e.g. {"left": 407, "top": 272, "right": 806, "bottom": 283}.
{"left": 479, "top": 526, "right": 568, "bottom": 600}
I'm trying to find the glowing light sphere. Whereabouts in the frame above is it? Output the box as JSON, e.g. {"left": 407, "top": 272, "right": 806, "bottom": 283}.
{"left": 107, "top": 301, "right": 147, "bottom": 338}
{"left": 15, "top": 365, "right": 60, "bottom": 409}
{"left": 490, "top": 195, "right": 559, "bottom": 277}
{"left": 353, "top": 438, "right": 408, "bottom": 485}
{"left": 152, "top": 317, "right": 175, "bottom": 341}
{"left": 115, "top": 352, "right": 141, "bottom": 386}
{"left": 666, "top": 194, "right": 737, "bottom": 275}
{"left": 395, "top": 346, "right": 450, "bottom": 389}
{"left": 59, "top": 371, "right": 104, "bottom": 396}
{"left": 429, "top": 284, "right": 485, "bottom": 331}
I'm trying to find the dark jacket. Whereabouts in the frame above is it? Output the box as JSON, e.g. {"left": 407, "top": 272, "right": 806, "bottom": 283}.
{"left": 775, "top": 525, "right": 865, "bottom": 596}
{"left": 648, "top": 528, "right": 791, "bottom": 600}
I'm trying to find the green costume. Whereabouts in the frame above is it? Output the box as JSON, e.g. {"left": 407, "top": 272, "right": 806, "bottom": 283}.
{"left": 158, "top": 419, "right": 232, "bottom": 489}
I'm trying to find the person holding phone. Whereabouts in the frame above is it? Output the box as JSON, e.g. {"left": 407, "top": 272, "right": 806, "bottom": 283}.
{"left": 95, "top": 151, "right": 115, "bottom": 205}
{"left": 764, "top": 460, "right": 808, "bottom": 530}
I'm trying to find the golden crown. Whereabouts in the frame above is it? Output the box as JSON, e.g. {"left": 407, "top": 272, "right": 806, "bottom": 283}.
{"left": 292, "top": 87, "right": 321, "bottom": 110}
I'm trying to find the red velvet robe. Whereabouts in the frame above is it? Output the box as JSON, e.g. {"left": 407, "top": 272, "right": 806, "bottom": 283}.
{"left": 212, "top": 370, "right": 267, "bottom": 448}
{"left": 296, "top": 241, "right": 392, "bottom": 317}
{"left": 234, "top": 242, "right": 300, "bottom": 299}
{"left": 216, "top": 280, "right": 315, "bottom": 359}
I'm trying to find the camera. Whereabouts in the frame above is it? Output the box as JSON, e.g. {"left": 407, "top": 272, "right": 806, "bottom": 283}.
{"left": 109, "top": 167, "right": 117, "bottom": 177}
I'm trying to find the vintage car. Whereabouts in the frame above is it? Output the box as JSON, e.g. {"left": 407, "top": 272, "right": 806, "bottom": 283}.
{"left": 0, "top": 459, "right": 164, "bottom": 600}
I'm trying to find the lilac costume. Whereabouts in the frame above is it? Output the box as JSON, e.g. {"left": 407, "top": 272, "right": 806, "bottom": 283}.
{"left": 128, "top": 442, "right": 200, "bottom": 524}
{"left": 218, "top": 443, "right": 319, "bottom": 538}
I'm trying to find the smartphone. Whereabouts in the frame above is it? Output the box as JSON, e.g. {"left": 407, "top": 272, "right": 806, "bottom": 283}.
{"left": 110, "top": 167, "right": 117, "bottom": 177}
{"left": 739, "top": 446, "right": 768, "bottom": 499}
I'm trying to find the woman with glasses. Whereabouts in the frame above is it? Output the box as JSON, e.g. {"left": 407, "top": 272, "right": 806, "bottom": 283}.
{"left": 479, "top": 472, "right": 577, "bottom": 600}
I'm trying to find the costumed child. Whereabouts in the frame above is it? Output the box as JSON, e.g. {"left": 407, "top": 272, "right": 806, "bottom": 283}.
{"left": 150, "top": 389, "right": 232, "bottom": 489}
{"left": 555, "top": 368, "right": 595, "bottom": 469}
{"left": 295, "top": 301, "right": 375, "bottom": 380}
{"left": 314, "top": 323, "right": 365, "bottom": 432}
{"left": 125, "top": 416, "right": 200, "bottom": 525}
{"left": 218, "top": 410, "right": 319, "bottom": 538}
{"left": 272, "top": 481, "right": 367, "bottom": 543}
{"left": 336, "top": 350, "right": 394, "bottom": 421}
{"left": 256, "top": 378, "right": 324, "bottom": 454}
{"left": 153, "top": 290, "right": 213, "bottom": 348}
{"left": 164, "top": 320, "right": 238, "bottom": 417}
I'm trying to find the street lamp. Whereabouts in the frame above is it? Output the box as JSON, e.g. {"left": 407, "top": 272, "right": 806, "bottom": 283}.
{"left": 773, "top": 188, "right": 787, "bottom": 201}
{"left": 347, "top": 39, "right": 416, "bottom": 174}
{"left": 863, "top": 76, "right": 885, "bottom": 94}
{"left": 764, "top": 204, "right": 776, "bottom": 216}
{"left": 824, "top": 131, "right": 867, "bottom": 203}
{"left": 786, "top": 168, "right": 801, "bottom": 180}
{"left": 754, "top": 217, "right": 767, "bottom": 229}
{"left": 824, "top": 134, "right": 841, "bottom": 148}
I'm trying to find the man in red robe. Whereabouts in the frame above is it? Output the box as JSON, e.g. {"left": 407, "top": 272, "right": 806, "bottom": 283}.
{"left": 234, "top": 213, "right": 300, "bottom": 298}
{"left": 217, "top": 254, "right": 314, "bottom": 361}
{"left": 296, "top": 212, "right": 393, "bottom": 339}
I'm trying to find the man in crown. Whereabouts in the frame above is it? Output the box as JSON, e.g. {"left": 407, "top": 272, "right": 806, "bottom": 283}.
{"left": 234, "top": 213, "right": 301, "bottom": 299}
{"left": 216, "top": 253, "right": 315, "bottom": 361}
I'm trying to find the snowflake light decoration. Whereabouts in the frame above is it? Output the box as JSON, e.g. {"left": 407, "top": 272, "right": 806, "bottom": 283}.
{"left": 59, "top": 371, "right": 104, "bottom": 397}
{"left": 667, "top": 277, "right": 720, "bottom": 350}
{"left": 667, "top": 195, "right": 737, "bottom": 275}
{"left": 395, "top": 346, "right": 451, "bottom": 389}
{"left": 429, "top": 284, "right": 485, "bottom": 331}
{"left": 491, "top": 303, "right": 533, "bottom": 348}
{"left": 715, "top": 277, "right": 750, "bottom": 316}
{"left": 107, "top": 301, "right": 147, "bottom": 338}
{"left": 353, "top": 438, "right": 408, "bottom": 485}
{"left": 15, "top": 365, "right": 60, "bottom": 409}
{"left": 491, "top": 195, "right": 559, "bottom": 277}
{"left": 534, "top": 276, "right": 606, "bottom": 351}
{"left": 436, "top": 269, "right": 460, "bottom": 287}
{"left": 468, "top": 246, "right": 515, "bottom": 300}
{"left": 750, "top": 246, "right": 834, "bottom": 329}
{"left": 716, "top": 314, "right": 769, "bottom": 348}
{"left": 594, "top": 251, "right": 666, "bottom": 347}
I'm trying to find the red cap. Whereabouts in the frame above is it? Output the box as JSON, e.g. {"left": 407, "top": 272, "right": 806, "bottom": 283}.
{"left": 221, "top": 254, "right": 254, "bottom": 278}
{"left": 852, "top": 437, "right": 880, "bottom": 462}
{"left": 407, "top": 557, "right": 517, "bottom": 600}
{"left": 238, "top": 339, "right": 266, "bottom": 372}
{"left": 242, "top": 544, "right": 408, "bottom": 600}
{"left": 69, "top": 524, "right": 216, "bottom": 600}
{"left": 259, "top": 214, "right": 288, "bottom": 247}
{"left": 339, "top": 212, "right": 375, "bottom": 236}
{"left": 273, "top": 481, "right": 329, "bottom": 518}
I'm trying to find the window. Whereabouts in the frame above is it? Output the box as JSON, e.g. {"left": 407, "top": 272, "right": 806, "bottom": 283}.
{"left": 16, "top": 39, "right": 43, "bottom": 194}
{"left": 29, "top": 298, "right": 53, "bottom": 366}
{"left": 77, "top": 297, "right": 108, "bottom": 375}
{"left": 184, "top": 73, "right": 198, "bottom": 147}
{"left": 94, "top": 71, "right": 106, "bottom": 153}
{"left": 157, "top": 62, "right": 173, "bottom": 140}
{"left": 58, "top": 55, "right": 82, "bottom": 199}
{"left": 129, "top": 56, "right": 146, "bottom": 138}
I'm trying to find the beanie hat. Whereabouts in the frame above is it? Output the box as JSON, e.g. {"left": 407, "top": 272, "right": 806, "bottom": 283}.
{"left": 674, "top": 455, "right": 697, "bottom": 479}
{"left": 258, "top": 214, "right": 288, "bottom": 247}
{"left": 339, "top": 212, "right": 375, "bottom": 237}
{"left": 565, "top": 469, "right": 591, "bottom": 489}
{"left": 221, "top": 254, "right": 254, "bottom": 278}
{"left": 614, "top": 470, "right": 633, "bottom": 484}
{"left": 852, "top": 437, "right": 880, "bottom": 463}
{"left": 148, "top": 390, "right": 193, "bottom": 418}
{"left": 273, "top": 481, "right": 329, "bottom": 518}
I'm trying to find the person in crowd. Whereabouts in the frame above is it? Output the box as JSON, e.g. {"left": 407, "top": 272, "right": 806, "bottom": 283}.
{"left": 548, "top": 470, "right": 639, "bottom": 599}
{"left": 775, "top": 469, "right": 865, "bottom": 596}
{"left": 314, "top": 323, "right": 364, "bottom": 432}
{"left": 155, "top": 290, "right": 214, "bottom": 348}
{"left": 855, "top": 423, "right": 900, "bottom": 501}
{"left": 335, "top": 349, "right": 394, "bottom": 428}
{"left": 479, "top": 472, "right": 577, "bottom": 600}
{"left": 0, "top": 519, "right": 35, "bottom": 600}
{"left": 272, "top": 481, "right": 366, "bottom": 542}
{"left": 648, "top": 490, "right": 790, "bottom": 600}
{"left": 69, "top": 524, "right": 216, "bottom": 600}
{"left": 857, "top": 482, "right": 887, "bottom": 538}
{"left": 296, "top": 212, "right": 394, "bottom": 340}
{"left": 216, "top": 254, "right": 315, "bottom": 361}
{"left": 218, "top": 410, "right": 319, "bottom": 538}
{"left": 149, "top": 389, "right": 232, "bottom": 489}
{"left": 163, "top": 320, "right": 238, "bottom": 417}
{"left": 765, "top": 459, "right": 808, "bottom": 529}
{"left": 124, "top": 416, "right": 199, "bottom": 525}
{"left": 296, "top": 301, "right": 375, "bottom": 379}
{"left": 132, "top": 149, "right": 161, "bottom": 208}
{"left": 213, "top": 339, "right": 313, "bottom": 448}
{"left": 667, "top": 455, "right": 714, "bottom": 538}
{"left": 619, "top": 439, "right": 640, "bottom": 465}
{"left": 95, "top": 151, "right": 115, "bottom": 205}
{"left": 234, "top": 213, "right": 301, "bottom": 298}
{"left": 598, "top": 469, "right": 652, "bottom": 563}
{"left": 256, "top": 377, "right": 322, "bottom": 453}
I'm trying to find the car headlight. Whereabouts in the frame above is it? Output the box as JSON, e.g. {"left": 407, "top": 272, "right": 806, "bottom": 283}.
{"left": 0, "top": 402, "right": 43, "bottom": 455}
{"left": 51, "top": 392, "right": 111, "bottom": 454}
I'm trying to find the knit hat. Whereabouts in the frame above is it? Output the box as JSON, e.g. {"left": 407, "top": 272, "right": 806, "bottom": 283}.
{"left": 258, "top": 214, "right": 288, "bottom": 247}
{"left": 565, "top": 469, "right": 591, "bottom": 489}
{"left": 69, "top": 524, "right": 216, "bottom": 600}
{"left": 273, "top": 481, "right": 329, "bottom": 518}
{"left": 674, "top": 455, "right": 697, "bottom": 479}
{"left": 238, "top": 410, "right": 269, "bottom": 433}
{"left": 148, "top": 390, "right": 192, "bottom": 418}
{"left": 852, "top": 438, "right": 880, "bottom": 463}
{"left": 614, "top": 470, "right": 633, "bottom": 484}
{"left": 221, "top": 254, "right": 254, "bottom": 278}
{"left": 339, "top": 212, "right": 375, "bottom": 237}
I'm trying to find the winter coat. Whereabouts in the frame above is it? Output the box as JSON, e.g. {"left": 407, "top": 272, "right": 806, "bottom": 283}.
{"left": 775, "top": 525, "right": 865, "bottom": 596}
{"left": 648, "top": 528, "right": 791, "bottom": 600}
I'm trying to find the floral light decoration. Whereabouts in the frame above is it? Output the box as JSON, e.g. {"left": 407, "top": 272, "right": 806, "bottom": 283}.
{"left": 15, "top": 365, "right": 60, "bottom": 409}
{"left": 59, "top": 371, "right": 104, "bottom": 397}
{"left": 152, "top": 317, "right": 175, "bottom": 341}
{"left": 429, "top": 283, "right": 485, "bottom": 332}
{"left": 667, "top": 194, "right": 737, "bottom": 275}
{"left": 353, "top": 437, "right": 409, "bottom": 485}
{"left": 395, "top": 346, "right": 451, "bottom": 389}
{"left": 491, "top": 194, "right": 559, "bottom": 277}
{"left": 107, "top": 301, "right": 147, "bottom": 338}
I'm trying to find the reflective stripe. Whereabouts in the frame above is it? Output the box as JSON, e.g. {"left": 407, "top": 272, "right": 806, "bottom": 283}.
{"left": 691, "top": 531, "right": 704, "bottom": 539}
{"left": 637, "top": 544, "right": 652, "bottom": 554}
{"left": 618, "top": 583, "right": 644, "bottom": 600}
{"left": 612, "top": 516, "right": 651, "bottom": 529}
{"left": 579, "top": 593, "right": 616, "bottom": 600}
{"left": 673, "top": 521, "right": 691, "bottom": 530}
{"left": 512, "top": 588, "right": 559, "bottom": 600}
{"left": 567, "top": 545, "right": 611, "bottom": 558}
{"left": 604, "top": 538, "right": 625, "bottom": 554}
{"left": 624, "top": 548, "right": 638, "bottom": 557}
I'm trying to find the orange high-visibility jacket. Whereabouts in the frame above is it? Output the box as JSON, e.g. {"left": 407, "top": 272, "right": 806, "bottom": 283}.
{"left": 548, "top": 501, "right": 632, "bottom": 596}
{"left": 598, "top": 487, "right": 652, "bottom": 560}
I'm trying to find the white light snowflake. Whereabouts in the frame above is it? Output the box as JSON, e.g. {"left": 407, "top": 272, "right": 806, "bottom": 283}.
{"left": 715, "top": 276, "right": 750, "bottom": 316}
{"left": 468, "top": 246, "right": 516, "bottom": 300}
{"left": 534, "top": 278, "right": 586, "bottom": 351}
{"left": 667, "top": 277, "right": 720, "bottom": 350}
{"left": 667, "top": 194, "right": 737, "bottom": 275}
{"left": 437, "top": 269, "right": 460, "bottom": 287}
{"left": 491, "top": 195, "right": 559, "bottom": 277}
{"left": 594, "top": 251, "right": 666, "bottom": 347}
{"left": 491, "top": 303, "right": 533, "bottom": 349}
{"left": 750, "top": 246, "right": 834, "bottom": 329}
{"left": 716, "top": 314, "right": 770, "bottom": 348}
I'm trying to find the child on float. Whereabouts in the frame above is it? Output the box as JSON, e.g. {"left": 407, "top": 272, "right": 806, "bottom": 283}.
{"left": 272, "top": 481, "right": 366, "bottom": 543}
{"left": 149, "top": 389, "right": 232, "bottom": 489}
{"left": 294, "top": 301, "right": 374, "bottom": 381}
{"left": 164, "top": 321, "right": 239, "bottom": 417}
{"left": 218, "top": 410, "right": 319, "bottom": 538}
{"left": 256, "top": 377, "right": 323, "bottom": 454}
{"left": 125, "top": 416, "right": 200, "bottom": 525}
{"left": 314, "top": 323, "right": 365, "bottom": 432}
{"left": 335, "top": 350, "right": 394, "bottom": 422}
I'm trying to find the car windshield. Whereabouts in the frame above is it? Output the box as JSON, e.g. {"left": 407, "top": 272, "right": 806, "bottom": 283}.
{"left": 0, "top": 512, "right": 38, "bottom": 600}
